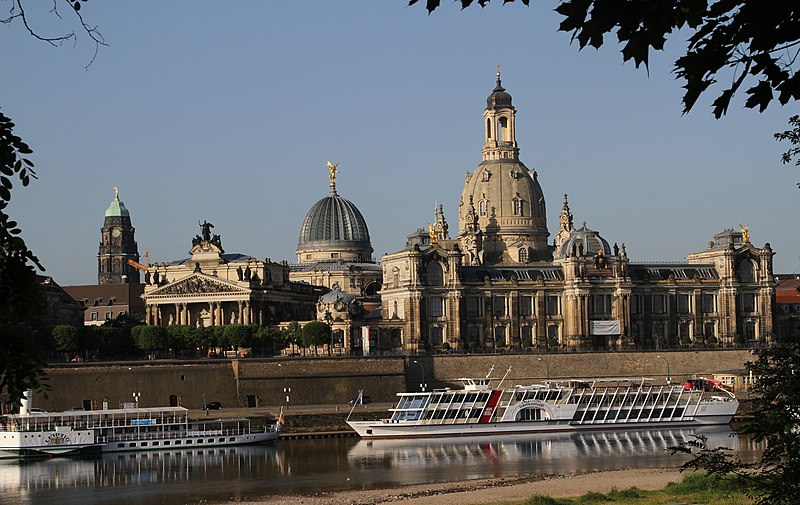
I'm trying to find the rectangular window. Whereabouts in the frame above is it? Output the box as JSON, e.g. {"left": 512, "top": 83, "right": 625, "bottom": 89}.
{"left": 704, "top": 322, "right": 715, "bottom": 338}
{"left": 430, "top": 326, "right": 443, "bottom": 347}
{"left": 428, "top": 297, "right": 444, "bottom": 317}
{"left": 630, "top": 295, "right": 641, "bottom": 315}
{"left": 90, "top": 312, "right": 98, "bottom": 321}
{"left": 702, "top": 294, "right": 716, "bottom": 313}
{"left": 519, "top": 296, "right": 532, "bottom": 316}
{"left": 546, "top": 295, "right": 561, "bottom": 316}
{"left": 744, "top": 321, "right": 756, "bottom": 340}
{"left": 104, "top": 312, "right": 112, "bottom": 321}
{"left": 679, "top": 322, "right": 690, "bottom": 339}
{"left": 740, "top": 293, "right": 756, "bottom": 313}
{"left": 652, "top": 294, "right": 666, "bottom": 314}
{"left": 630, "top": 323, "right": 640, "bottom": 338}
{"left": 494, "top": 326, "right": 507, "bottom": 346}
{"left": 521, "top": 325, "right": 533, "bottom": 346}
{"left": 677, "top": 294, "right": 690, "bottom": 314}
{"left": 590, "top": 294, "right": 611, "bottom": 315}
{"left": 493, "top": 296, "right": 507, "bottom": 317}
{"left": 465, "top": 297, "right": 479, "bottom": 317}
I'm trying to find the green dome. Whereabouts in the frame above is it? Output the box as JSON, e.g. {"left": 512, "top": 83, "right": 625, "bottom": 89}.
{"left": 105, "top": 195, "right": 130, "bottom": 217}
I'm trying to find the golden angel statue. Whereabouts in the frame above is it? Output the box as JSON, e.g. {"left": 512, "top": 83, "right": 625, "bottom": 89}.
{"left": 327, "top": 161, "right": 340, "bottom": 181}
{"left": 739, "top": 224, "right": 750, "bottom": 243}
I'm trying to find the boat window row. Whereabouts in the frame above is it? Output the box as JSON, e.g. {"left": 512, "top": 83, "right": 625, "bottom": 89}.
{"left": 512, "top": 389, "right": 566, "bottom": 402}
{"left": 576, "top": 407, "right": 687, "bottom": 422}
{"left": 114, "top": 436, "right": 237, "bottom": 449}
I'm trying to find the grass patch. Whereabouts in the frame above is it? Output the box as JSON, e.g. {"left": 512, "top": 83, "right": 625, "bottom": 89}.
{"left": 514, "top": 473, "right": 753, "bottom": 505}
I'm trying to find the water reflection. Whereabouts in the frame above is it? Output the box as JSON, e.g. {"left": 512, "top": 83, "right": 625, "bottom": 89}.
{"left": 0, "top": 427, "right": 758, "bottom": 505}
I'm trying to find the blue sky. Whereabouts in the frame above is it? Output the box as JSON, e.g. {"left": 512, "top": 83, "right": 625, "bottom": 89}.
{"left": 3, "top": 1, "right": 798, "bottom": 285}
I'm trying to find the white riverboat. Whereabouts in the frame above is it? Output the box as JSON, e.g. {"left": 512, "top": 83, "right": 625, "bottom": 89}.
{"left": 347, "top": 369, "right": 738, "bottom": 439}
{"left": 0, "top": 402, "right": 279, "bottom": 459}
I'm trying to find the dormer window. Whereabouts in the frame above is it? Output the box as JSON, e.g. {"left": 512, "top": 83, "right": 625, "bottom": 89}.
{"left": 513, "top": 196, "right": 523, "bottom": 216}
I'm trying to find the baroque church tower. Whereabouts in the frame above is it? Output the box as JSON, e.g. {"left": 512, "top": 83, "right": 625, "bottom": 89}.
{"left": 458, "top": 69, "right": 551, "bottom": 265}
{"left": 98, "top": 187, "right": 140, "bottom": 284}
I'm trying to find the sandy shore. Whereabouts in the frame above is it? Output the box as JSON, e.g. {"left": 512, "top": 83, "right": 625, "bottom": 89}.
{"left": 229, "top": 467, "right": 686, "bottom": 505}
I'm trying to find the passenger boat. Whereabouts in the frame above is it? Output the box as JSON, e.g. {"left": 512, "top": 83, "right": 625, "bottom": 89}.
{"left": 346, "top": 368, "right": 738, "bottom": 439}
{"left": 0, "top": 400, "right": 279, "bottom": 459}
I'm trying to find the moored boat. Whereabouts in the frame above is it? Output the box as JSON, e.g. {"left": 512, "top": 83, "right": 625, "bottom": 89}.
{"left": 0, "top": 402, "right": 279, "bottom": 459}
{"left": 347, "top": 369, "right": 738, "bottom": 439}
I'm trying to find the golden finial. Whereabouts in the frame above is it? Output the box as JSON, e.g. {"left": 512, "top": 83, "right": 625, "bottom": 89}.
{"left": 327, "top": 161, "right": 340, "bottom": 191}
{"left": 113, "top": 185, "right": 119, "bottom": 199}
{"left": 739, "top": 224, "right": 750, "bottom": 243}
{"left": 428, "top": 223, "right": 437, "bottom": 245}
{"left": 497, "top": 64, "right": 501, "bottom": 79}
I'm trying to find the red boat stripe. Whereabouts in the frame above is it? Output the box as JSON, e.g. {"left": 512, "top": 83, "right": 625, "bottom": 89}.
{"left": 478, "top": 390, "right": 503, "bottom": 424}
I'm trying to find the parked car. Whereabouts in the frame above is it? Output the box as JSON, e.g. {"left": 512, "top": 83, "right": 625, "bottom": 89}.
{"left": 202, "top": 401, "right": 223, "bottom": 411}
{"left": 349, "top": 394, "right": 372, "bottom": 406}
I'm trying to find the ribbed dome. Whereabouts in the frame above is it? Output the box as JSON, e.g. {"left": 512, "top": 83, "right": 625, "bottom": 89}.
{"left": 319, "top": 283, "right": 356, "bottom": 305}
{"left": 105, "top": 195, "right": 130, "bottom": 217}
{"left": 559, "top": 224, "right": 611, "bottom": 257}
{"left": 298, "top": 189, "right": 372, "bottom": 254}
{"left": 487, "top": 78, "right": 512, "bottom": 109}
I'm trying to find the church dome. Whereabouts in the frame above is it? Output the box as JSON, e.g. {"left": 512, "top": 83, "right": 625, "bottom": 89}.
{"left": 319, "top": 283, "right": 356, "bottom": 305}
{"left": 105, "top": 194, "right": 130, "bottom": 217}
{"left": 297, "top": 188, "right": 373, "bottom": 262}
{"left": 487, "top": 77, "right": 513, "bottom": 109}
{"left": 559, "top": 224, "right": 611, "bottom": 257}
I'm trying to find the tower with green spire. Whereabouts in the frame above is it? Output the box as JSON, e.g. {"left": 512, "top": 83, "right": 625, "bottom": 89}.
{"left": 98, "top": 186, "right": 140, "bottom": 284}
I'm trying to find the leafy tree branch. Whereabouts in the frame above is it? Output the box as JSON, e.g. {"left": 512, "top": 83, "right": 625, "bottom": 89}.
{"left": 411, "top": 0, "right": 800, "bottom": 119}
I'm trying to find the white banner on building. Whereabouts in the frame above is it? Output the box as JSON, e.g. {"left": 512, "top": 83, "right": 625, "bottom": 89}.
{"left": 361, "top": 327, "right": 371, "bottom": 355}
{"left": 589, "top": 320, "right": 621, "bottom": 335}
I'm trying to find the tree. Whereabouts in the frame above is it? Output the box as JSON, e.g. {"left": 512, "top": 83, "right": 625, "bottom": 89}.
{"left": 0, "top": 109, "right": 47, "bottom": 405}
{"left": 284, "top": 321, "right": 303, "bottom": 355}
{"left": 301, "top": 321, "right": 332, "bottom": 355}
{"left": 51, "top": 325, "right": 79, "bottom": 358}
{"left": 411, "top": 1, "right": 800, "bottom": 119}
{"left": 1, "top": 1, "right": 105, "bottom": 405}
{"left": 133, "top": 326, "right": 168, "bottom": 357}
{"left": 673, "top": 343, "right": 800, "bottom": 504}
{"left": 775, "top": 115, "right": 800, "bottom": 184}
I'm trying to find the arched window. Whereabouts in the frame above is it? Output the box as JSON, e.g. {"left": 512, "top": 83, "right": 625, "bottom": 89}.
{"left": 518, "top": 248, "right": 528, "bottom": 263}
{"left": 427, "top": 262, "right": 444, "bottom": 286}
{"left": 513, "top": 197, "right": 523, "bottom": 216}
{"left": 392, "top": 267, "right": 400, "bottom": 288}
{"left": 738, "top": 260, "right": 756, "bottom": 283}
{"left": 479, "top": 199, "right": 487, "bottom": 217}
{"left": 486, "top": 118, "right": 492, "bottom": 139}
{"left": 498, "top": 117, "right": 509, "bottom": 141}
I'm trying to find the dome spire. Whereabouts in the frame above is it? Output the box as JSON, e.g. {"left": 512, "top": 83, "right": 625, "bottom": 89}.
{"left": 327, "top": 161, "right": 340, "bottom": 195}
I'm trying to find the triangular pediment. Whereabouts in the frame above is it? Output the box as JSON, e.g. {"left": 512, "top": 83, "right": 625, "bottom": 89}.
{"left": 146, "top": 273, "right": 249, "bottom": 297}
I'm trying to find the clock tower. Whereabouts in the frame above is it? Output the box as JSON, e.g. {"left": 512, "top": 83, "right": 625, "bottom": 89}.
{"left": 98, "top": 187, "right": 141, "bottom": 284}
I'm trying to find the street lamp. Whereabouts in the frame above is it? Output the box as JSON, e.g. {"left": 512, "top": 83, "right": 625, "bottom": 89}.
{"left": 412, "top": 360, "right": 427, "bottom": 392}
{"left": 537, "top": 356, "right": 550, "bottom": 380}
{"left": 278, "top": 363, "right": 290, "bottom": 407}
{"left": 128, "top": 367, "right": 140, "bottom": 408}
{"left": 656, "top": 355, "right": 671, "bottom": 384}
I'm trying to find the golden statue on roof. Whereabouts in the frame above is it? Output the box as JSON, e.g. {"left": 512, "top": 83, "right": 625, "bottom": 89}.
{"left": 114, "top": 185, "right": 119, "bottom": 199}
{"left": 327, "top": 161, "right": 339, "bottom": 181}
{"left": 740, "top": 224, "right": 750, "bottom": 243}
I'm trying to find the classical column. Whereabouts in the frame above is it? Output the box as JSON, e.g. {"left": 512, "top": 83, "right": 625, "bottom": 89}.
{"left": 216, "top": 302, "right": 223, "bottom": 325}
{"left": 243, "top": 301, "right": 251, "bottom": 325}
{"left": 209, "top": 301, "right": 215, "bottom": 326}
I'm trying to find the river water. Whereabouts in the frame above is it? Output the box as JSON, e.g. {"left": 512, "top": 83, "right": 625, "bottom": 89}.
{"left": 0, "top": 426, "right": 760, "bottom": 505}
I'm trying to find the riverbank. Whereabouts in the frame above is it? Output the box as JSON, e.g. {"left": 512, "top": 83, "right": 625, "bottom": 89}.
{"left": 231, "top": 467, "right": 687, "bottom": 505}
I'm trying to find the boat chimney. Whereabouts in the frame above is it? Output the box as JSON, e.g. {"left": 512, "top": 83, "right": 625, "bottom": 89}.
{"left": 103, "top": 397, "right": 109, "bottom": 411}
{"left": 20, "top": 389, "right": 33, "bottom": 416}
